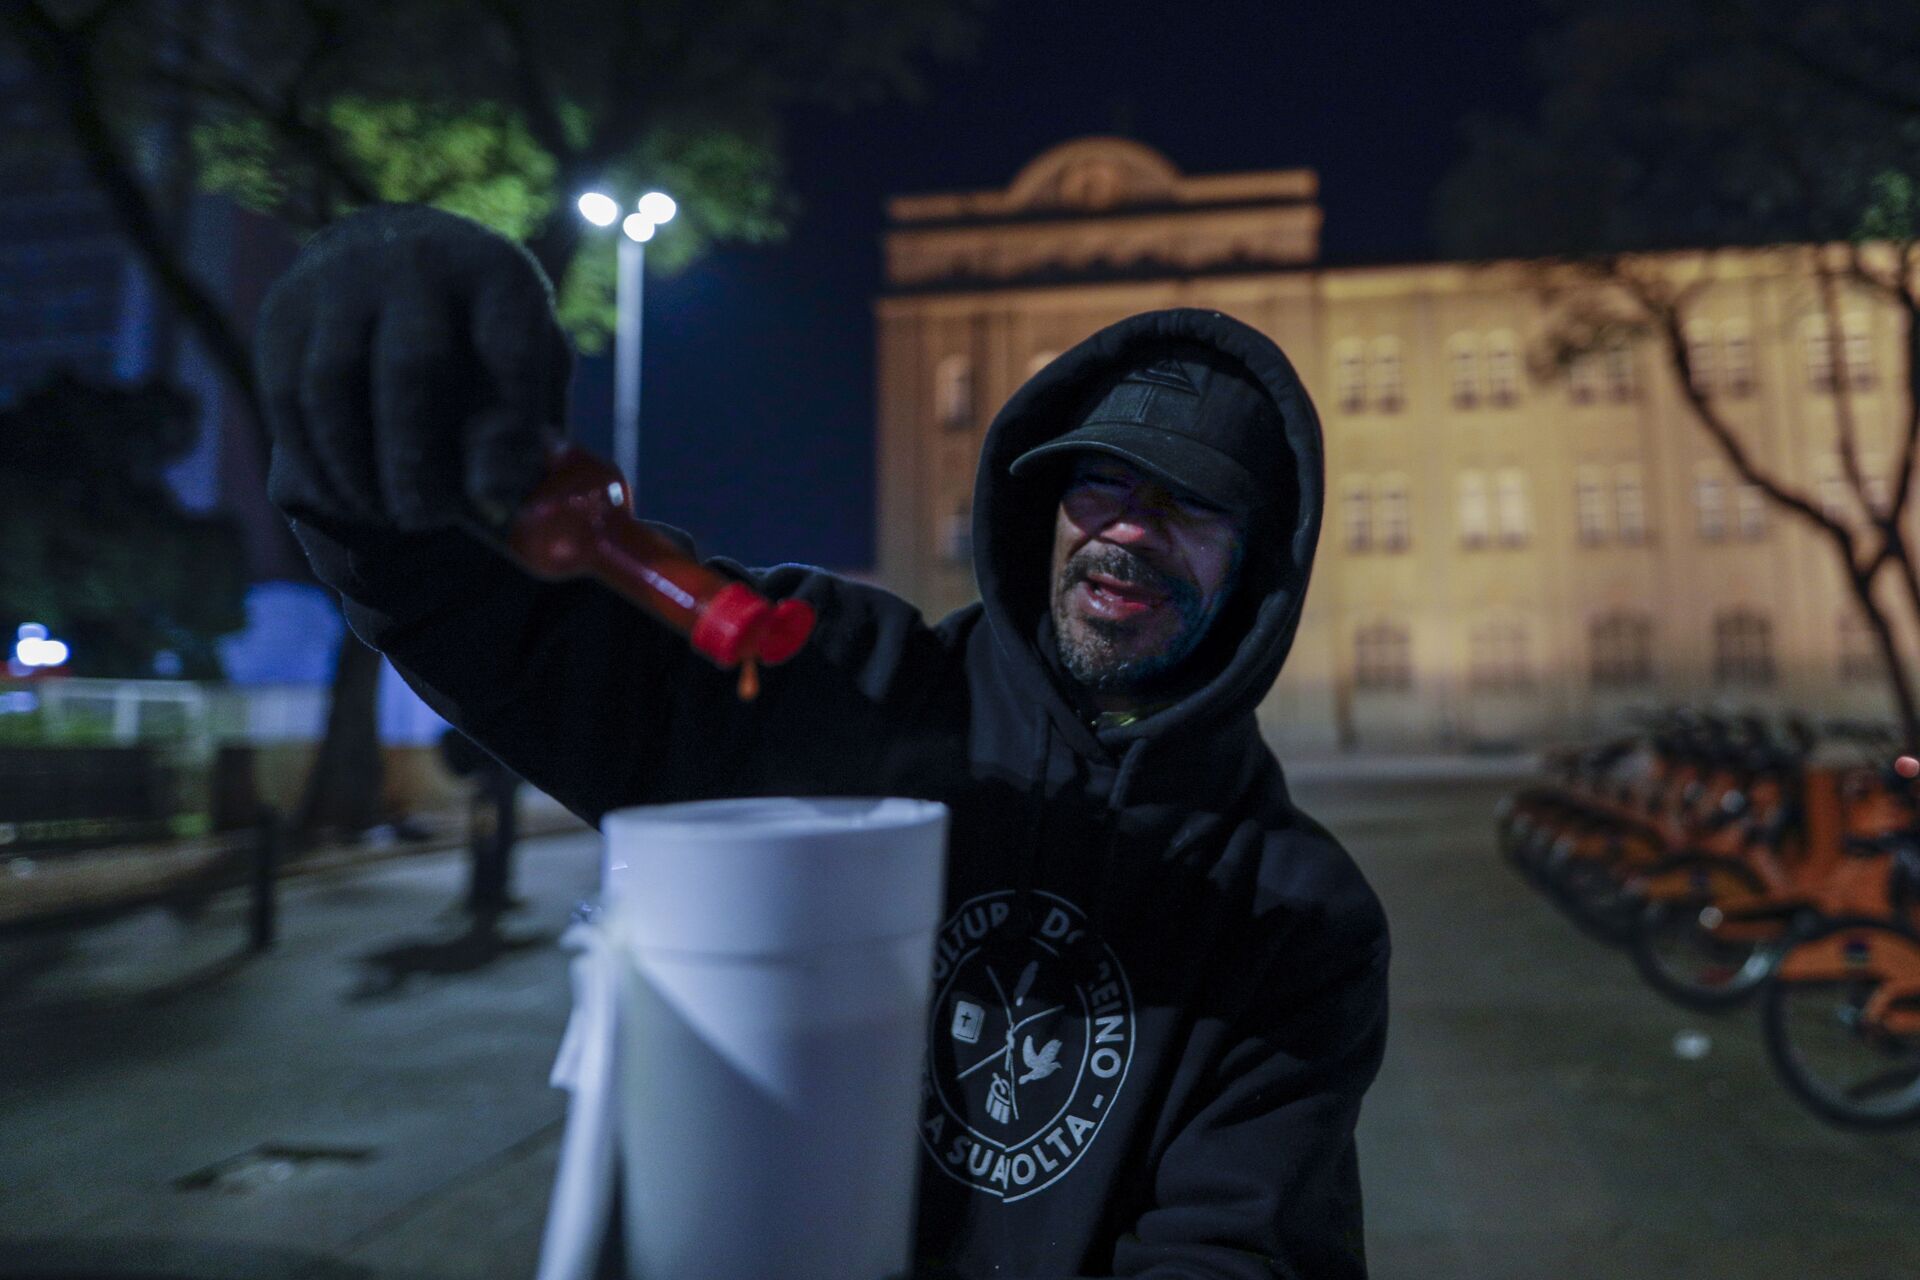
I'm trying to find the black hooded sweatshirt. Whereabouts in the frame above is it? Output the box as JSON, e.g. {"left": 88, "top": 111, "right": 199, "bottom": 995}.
{"left": 288, "top": 307, "right": 1390, "bottom": 1279}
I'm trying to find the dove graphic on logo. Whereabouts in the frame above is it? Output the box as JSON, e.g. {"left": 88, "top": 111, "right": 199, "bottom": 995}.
{"left": 1020, "top": 1036, "right": 1063, "bottom": 1084}
{"left": 920, "top": 890, "right": 1135, "bottom": 1202}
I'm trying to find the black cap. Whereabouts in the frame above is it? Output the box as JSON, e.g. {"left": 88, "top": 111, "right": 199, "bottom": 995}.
{"left": 1007, "top": 346, "right": 1285, "bottom": 521}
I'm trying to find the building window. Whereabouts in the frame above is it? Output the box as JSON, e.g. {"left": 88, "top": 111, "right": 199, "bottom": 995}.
{"left": 1576, "top": 465, "right": 1610, "bottom": 545}
{"left": 1449, "top": 334, "right": 1480, "bottom": 408}
{"left": 1735, "top": 483, "right": 1767, "bottom": 539}
{"left": 1713, "top": 609, "right": 1775, "bottom": 685}
{"left": 1470, "top": 621, "right": 1532, "bottom": 690}
{"left": 1843, "top": 312, "right": 1876, "bottom": 391}
{"left": 1495, "top": 468, "right": 1530, "bottom": 546}
{"left": 1616, "top": 464, "right": 1648, "bottom": 543}
{"left": 1377, "top": 474, "right": 1411, "bottom": 552}
{"left": 941, "top": 499, "right": 972, "bottom": 565}
{"left": 1342, "top": 479, "right": 1372, "bottom": 552}
{"left": 1803, "top": 316, "right": 1836, "bottom": 393}
{"left": 1603, "top": 343, "right": 1635, "bottom": 401}
{"left": 1335, "top": 341, "right": 1366, "bottom": 413}
{"left": 1590, "top": 612, "right": 1654, "bottom": 687}
{"left": 1694, "top": 467, "right": 1727, "bottom": 540}
{"left": 1371, "top": 337, "right": 1404, "bottom": 412}
{"left": 1722, "top": 321, "right": 1755, "bottom": 397}
{"left": 1685, "top": 320, "right": 1716, "bottom": 395}
{"left": 1863, "top": 453, "right": 1890, "bottom": 513}
{"left": 1841, "top": 611, "right": 1881, "bottom": 684}
{"left": 1822, "top": 476, "right": 1850, "bottom": 520}
{"left": 1487, "top": 330, "right": 1520, "bottom": 407}
{"left": 1458, "top": 470, "right": 1490, "bottom": 549}
{"left": 936, "top": 354, "right": 973, "bottom": 430}
{"left": 1354, "top": 621, "right": 1413, "bottom": 691}
{"left": 1814, "top": 454, "right": 1849, "bottom": 521}
{"left": 1570, "top": 353, "right": 1600, "bottom": 405}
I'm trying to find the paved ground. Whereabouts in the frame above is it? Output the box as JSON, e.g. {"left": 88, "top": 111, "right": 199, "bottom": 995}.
{"left": 2, "top": 761, "right": 1917, "bottom": 1280}
{"left": 1308, "top": 772, "right": 1920, "bottom": 1280}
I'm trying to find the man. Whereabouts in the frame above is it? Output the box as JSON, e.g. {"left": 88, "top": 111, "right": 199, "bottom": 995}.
{"left": 258, "top": 204, "right": 1389, "bottom": 1279}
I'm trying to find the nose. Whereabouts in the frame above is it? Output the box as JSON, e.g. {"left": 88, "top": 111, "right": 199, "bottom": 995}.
{"left": 1100, "top": 511, "right": 1155, "bottom": 544}
{"left": 1097, "top": 489, "right": 1172, "bottom": 547}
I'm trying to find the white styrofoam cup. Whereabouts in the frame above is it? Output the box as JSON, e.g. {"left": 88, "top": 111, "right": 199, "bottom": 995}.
{"left": 601, "top": 796, "right": 949, "bottom": 1280}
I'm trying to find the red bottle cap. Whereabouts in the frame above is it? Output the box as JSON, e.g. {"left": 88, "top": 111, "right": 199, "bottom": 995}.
{"left": 757, "top": 598, "right": 817, "bottom": 667}
{"left": 691, "top": 582, "right": 770, "bottom": 668}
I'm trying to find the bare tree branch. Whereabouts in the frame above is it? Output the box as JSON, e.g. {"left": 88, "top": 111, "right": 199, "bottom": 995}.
{"left": 478, "top": 0, "right": 589, "bottom": 283}
{"left": 151, "top": 7, "right": 379, "bottom": 212}
{"left": 1814, "top": 254, "right": 1876, "bottom": 520}
{"left": 485, "top": 1, "right": 578, "bottom": 169}
{"left": 1893, "top": 248, "right": 1920, "bottom": 530}
{"left": 1625, "top": 264, "right": 1855, "bottom": 541}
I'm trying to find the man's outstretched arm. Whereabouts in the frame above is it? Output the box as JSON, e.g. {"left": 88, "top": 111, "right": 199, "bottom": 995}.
{"left": 258, "top": 203, "right": 940, "bottom": 820}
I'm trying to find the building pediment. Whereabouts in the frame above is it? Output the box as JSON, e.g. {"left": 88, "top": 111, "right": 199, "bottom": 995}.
{"left": 1005, "top": 137, "right": 1181, "bottom": 213}
{"left": 885, "top": 137, "right": 1321, "bottom": 289}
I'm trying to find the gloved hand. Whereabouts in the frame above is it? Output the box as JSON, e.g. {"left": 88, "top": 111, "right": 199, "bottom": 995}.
{"left": 255, "top": 202, "right": 574, "bottom": 537}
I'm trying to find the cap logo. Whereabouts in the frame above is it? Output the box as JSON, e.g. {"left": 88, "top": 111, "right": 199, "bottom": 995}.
{"left": 1124, "top": 359, "right": 1201, "bottom": 395}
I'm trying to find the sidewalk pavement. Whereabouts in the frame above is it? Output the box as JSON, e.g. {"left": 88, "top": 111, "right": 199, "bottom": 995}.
{"left": 1278, "top": 748, "right": 1543, "bottom": 782}
{"left": 5, "top": 767, "right": 1920, "bottom": 1280}
{"left": 0, "top": 825, "right": 600, "bottom": 1280}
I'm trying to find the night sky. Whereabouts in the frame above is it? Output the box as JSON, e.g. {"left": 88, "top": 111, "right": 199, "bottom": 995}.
{"left": 571, "top": 0, "right": 1548, "bottom": 571}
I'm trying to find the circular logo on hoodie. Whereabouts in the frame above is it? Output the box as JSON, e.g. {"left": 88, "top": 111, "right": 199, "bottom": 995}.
{"left": 918, "top": 890, "right": 1135, "bottom": 1202}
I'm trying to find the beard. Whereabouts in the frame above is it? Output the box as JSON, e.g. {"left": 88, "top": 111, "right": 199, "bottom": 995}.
{"left": 1050, "top": 543, "right": 1217, "bottom": 692}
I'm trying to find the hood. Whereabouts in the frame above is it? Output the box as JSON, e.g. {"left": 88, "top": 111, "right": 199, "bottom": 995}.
{"left": 971, "top": 308, "right": 1325, "bottom": 750}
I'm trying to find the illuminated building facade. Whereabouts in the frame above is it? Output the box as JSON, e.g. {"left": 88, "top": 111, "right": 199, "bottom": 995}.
{"left": 875, "top": 137, "right": 1909, "bottom": 751}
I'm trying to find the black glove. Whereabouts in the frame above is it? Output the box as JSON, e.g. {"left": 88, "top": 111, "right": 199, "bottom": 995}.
{"left": 255, "top": 203, "right": 574, "bottom": 537}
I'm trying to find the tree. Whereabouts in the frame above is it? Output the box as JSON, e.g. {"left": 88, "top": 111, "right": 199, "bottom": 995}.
{"left": 4, "top": 0, "right": 981, "bottom": 840}
{"left": 1437, "top": 0, "right": 1920, "bottom": 744}
{"left": 0, "top": 373, "right": 248, "bottom": 679}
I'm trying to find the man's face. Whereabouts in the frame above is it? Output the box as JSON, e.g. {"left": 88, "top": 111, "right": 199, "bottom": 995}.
{"left": 1049, "top": 454, "right": 1244, "bottom": 694}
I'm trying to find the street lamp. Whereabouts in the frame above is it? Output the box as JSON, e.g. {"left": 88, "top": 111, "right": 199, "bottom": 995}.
{"left": 576, "top": 192, "right": 618, "bottom": 228}
{"left": 8, "top": 622, "right": 70, "bottom": 679}
{"left": 576, "top": 189, "right": 677, "bottom": 498}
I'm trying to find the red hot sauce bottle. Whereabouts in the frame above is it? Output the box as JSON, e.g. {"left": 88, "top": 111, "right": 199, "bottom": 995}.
{"left": 500, "top": 443, "right": 815, "bottom": 700}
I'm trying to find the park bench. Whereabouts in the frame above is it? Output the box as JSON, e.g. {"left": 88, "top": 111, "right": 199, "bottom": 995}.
{"left": 0, "top": 744, "right": 282, "bottom": 947}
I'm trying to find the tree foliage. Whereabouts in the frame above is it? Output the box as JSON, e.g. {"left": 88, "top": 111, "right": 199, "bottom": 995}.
{"left": 100, "top": 0, "right": 980, "bottom": 349}
{"left": 0, "top": 374, "right": 248, "bottom": 679}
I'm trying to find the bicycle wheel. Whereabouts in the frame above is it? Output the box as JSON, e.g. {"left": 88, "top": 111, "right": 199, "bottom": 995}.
{"left": 1507, "top": 821, "right": 1555, "bottom": 887}
{"left": 1553, "top": 851, "right": 1645, "bottom": 946}
{"left": 1629, "top": 855, "right": 1778, "bottom": 1010}
{"left": 1496, "top": 787, "right": 1563, "bottom": 847}
{"left": 1760, "top": 920, "right": 1920, "bottom": 1130}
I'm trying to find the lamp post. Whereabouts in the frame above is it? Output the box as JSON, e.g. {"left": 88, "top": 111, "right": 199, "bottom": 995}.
{"left": 576, "top": 189, "right": 678, "bottom": 498}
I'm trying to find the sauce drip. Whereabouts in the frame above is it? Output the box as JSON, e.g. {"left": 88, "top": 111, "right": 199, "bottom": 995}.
{"left": 736, "top": 657, "right": 760, "bottom": 702}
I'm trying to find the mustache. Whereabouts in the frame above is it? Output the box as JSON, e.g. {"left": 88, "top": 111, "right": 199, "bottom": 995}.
{"left": 1063, "top": 545, "right": 1199, "bottom": 613}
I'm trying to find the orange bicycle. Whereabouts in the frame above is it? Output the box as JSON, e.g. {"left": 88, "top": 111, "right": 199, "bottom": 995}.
{"left": 1759, "top": 804, "right": 1920, "bottom": 1129}
{"left": 1626, "top": 723, "right": 1915, "bottom": 1011}
{"left": 1511, "top": 709, "right": 1802, "bottom": 960}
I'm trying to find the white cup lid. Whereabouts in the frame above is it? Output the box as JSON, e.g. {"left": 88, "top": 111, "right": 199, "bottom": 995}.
{"left": 601, "top": 797, "right": 950, "bottom": 955}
